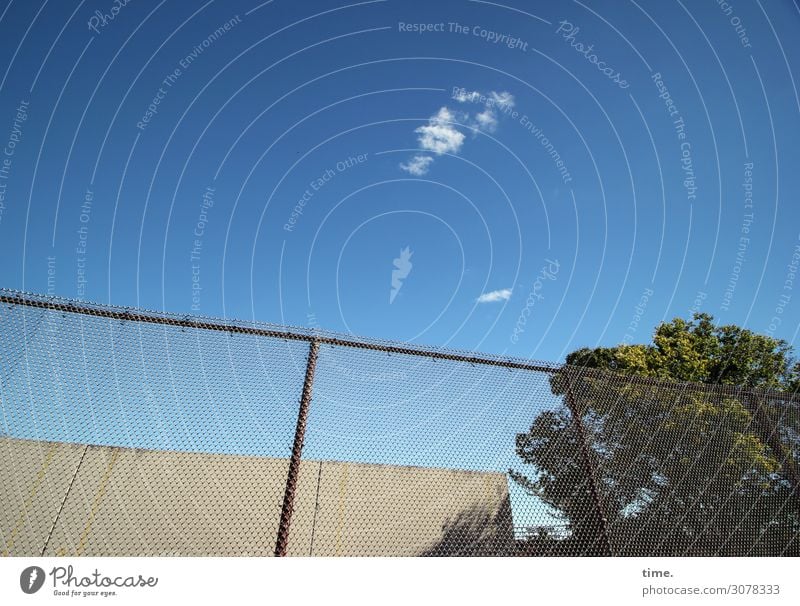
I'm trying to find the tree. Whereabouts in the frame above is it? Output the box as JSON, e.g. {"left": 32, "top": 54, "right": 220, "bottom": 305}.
{"left": 563, "top": 313, "right": 796, "bottom": 388}
{"left": 514, "top": 313, "right": 800, "bottom": 556}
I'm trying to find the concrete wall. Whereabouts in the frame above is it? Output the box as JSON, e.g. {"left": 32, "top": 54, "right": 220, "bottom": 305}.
{"left": 1, "top": 437, "right": 513, "bottom": 557}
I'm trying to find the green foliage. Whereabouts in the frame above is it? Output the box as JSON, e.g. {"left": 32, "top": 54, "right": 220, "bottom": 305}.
{"left": 564, "top": 313, "right": 796, "bottom": 389}
{"left": 514, "top": 313, "right": 799, "bottom": 556}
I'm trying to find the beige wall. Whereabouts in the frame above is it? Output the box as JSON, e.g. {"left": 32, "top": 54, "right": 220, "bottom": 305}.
{"left": 0, "top": 438, "right": 85, "bottom": 557}
{"left": 1, "top": 437, "right": 513, "bottom": 557}
{"left": 307, "top": 460, "right": 513, "bottom": 556}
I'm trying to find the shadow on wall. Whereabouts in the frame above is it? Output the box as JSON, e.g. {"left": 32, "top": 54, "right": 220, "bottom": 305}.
{"left": 421, "top": 496, "right": 515, "bottom": 556}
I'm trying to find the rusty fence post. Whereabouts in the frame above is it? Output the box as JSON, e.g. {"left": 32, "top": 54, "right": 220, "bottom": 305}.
{"left": 564, "top": 373, "right": 614, "bottom": 556}
{"left": 275, "top": 340, "right": 320, "bottom": 557}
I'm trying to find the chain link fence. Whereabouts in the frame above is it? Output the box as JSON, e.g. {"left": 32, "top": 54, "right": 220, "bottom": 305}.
{"left": 1, "top": 290, "right": 798, "bottom": 556}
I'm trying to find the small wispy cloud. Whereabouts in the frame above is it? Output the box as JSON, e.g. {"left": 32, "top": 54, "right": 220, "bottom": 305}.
{"left": 415, "top": 107, "right": 465, "bottom": 155}
{"left": 399, "top": 91, "right": 514, "bottom": 175}
{"left": 473, "top": 108, "right": 498, "bottom": 133}
{"left": 489, "top": 91, "right": 515, "bottom": 110}
{"left": 455, "top": 90, "right": 515, "bottom": 134}
{"left": 400, "top": 155, "right": 434, "bottom": 176}
{"left": 454, "top": 89, "right": 515, "bottom": 111}
{"left": 477, "top": 288, "right": 512, "bottom": 303}
{"left": 453, "top": 89, "right": 481, "bottom": 103}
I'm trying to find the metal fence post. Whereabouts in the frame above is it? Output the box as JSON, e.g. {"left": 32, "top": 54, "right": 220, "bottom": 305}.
{"left": 275, "top": 340, "right": 320, "bottom": 557}
{"left": 564, "top": 373, "right": 614, "bottom": 556}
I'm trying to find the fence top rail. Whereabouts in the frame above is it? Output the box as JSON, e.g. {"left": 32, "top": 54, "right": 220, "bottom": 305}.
{"left": 2, "top": 288, "right": 799, "bottom": 405}
{"left": 0, "top": 288, "right": 562, "bottom": 373}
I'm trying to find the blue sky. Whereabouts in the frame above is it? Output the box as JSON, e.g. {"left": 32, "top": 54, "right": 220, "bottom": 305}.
{"left": 0, "top": 300, "right": 566, "bottom": 531}
{"left": 1, "top": 1, "right": 799, "bottom": 363}
{"left": 1, "top": 0, "right": 799, "bottom": 536}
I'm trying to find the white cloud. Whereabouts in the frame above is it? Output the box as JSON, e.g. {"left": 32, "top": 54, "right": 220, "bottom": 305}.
{"left": 477, "top": 288, "right": 512, "bottom": 303}
{"left": 400, "top": 155, "right": 434, "bottom": 176}
{"left": 454, "top": 89, "right": 515, "bottom": 110}
{"left": 473, "top": 108, "right": 498, "bottom": 133}
{"left": 399, "top": 93, "right": 514, "bottom": 174}
{"left": 453, "top": 90, "right": 516, "bottom": 134}
{"left": 489, "top": 91, "right": 515, "bottom": 110}
{"left": 453, "top": 89, "right": 482, "bottom": 103}
{"left": 432, "top": 106, "right": 455, "bottom": 123}
{"left": 415, "top": 106, "right": 465, "bottom": 155}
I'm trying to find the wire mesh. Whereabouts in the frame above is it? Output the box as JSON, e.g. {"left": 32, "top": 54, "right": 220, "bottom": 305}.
{"left": 300, "top": 343, "right": 566, "bottom": 556}
{"left": 561, "top": 368, "right": 800, "bottom": 557}
{"left": 0, "top": 291, "right": 309, "bottom": 556}
{"left": 0, "top": 289, "right": 798, "bottom": 556}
